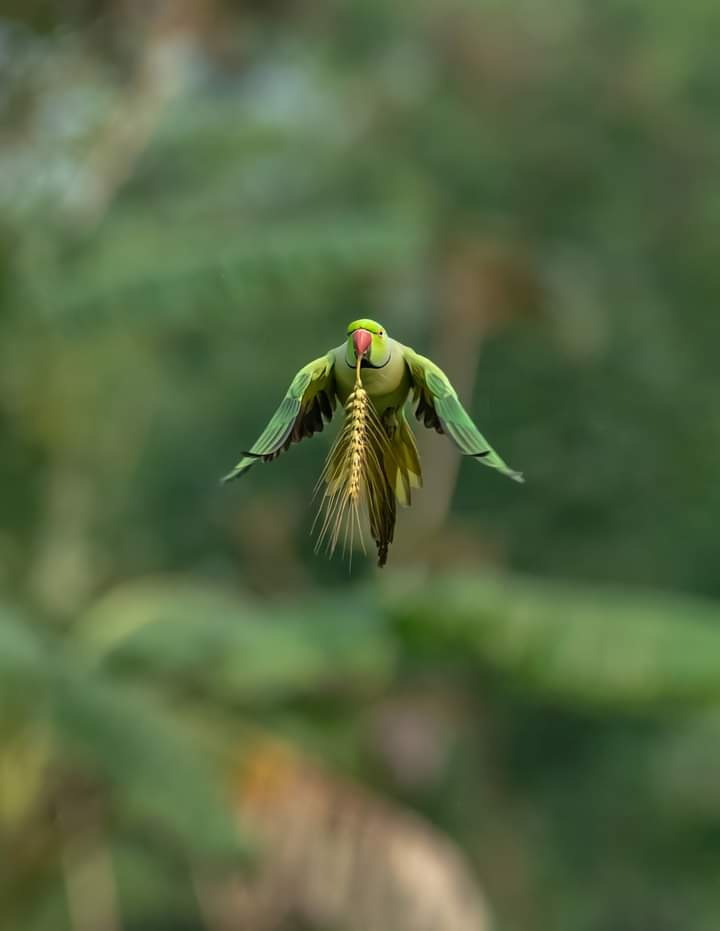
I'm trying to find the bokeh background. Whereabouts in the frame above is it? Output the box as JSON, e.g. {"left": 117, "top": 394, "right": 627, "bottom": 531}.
{"left": 2, "top": 1, "right": 720, "bottom": 930}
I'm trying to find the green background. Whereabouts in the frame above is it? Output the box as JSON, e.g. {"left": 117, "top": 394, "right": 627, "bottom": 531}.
{"left": 2, "top": 2, "right": 720, "bottom": 929}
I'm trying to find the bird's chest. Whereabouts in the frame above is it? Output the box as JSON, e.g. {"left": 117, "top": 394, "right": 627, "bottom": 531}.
{"left": 334, "top": 347, "right": 411, "bottom": 413}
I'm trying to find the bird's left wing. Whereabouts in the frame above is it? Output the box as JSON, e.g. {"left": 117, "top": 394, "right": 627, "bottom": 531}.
{"left": 222, "top": 352, "right": 336, "bottom": 482}
{"left": 402, "top": 345, "right": 524, "bottom": 483}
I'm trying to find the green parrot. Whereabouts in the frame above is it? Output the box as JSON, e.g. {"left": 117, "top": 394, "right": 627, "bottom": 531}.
{"left": 223, "top": 319, "right": 523, "bottom": 566}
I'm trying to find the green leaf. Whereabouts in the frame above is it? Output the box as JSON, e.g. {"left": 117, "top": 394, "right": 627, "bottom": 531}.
{"left": 77, "top": 581, "right": 396, "bottom": 703}
{"left": 51, "top": 665, "right": 252, "bottom": 863}
{"left": 388, "top": 572, "right": 720, "bottom": 710}
{"left": 0, "top": 608, "right": 51, "bottom": 708}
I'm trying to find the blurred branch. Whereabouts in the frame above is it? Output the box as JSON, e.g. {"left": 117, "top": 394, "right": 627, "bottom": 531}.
{"left": 67, "top": 0, "right": 216, "bottom": 228}
{"left": 57, "top": 794, "right": 122, "bottom": 931}
{"left": 27, "top": 462, "right": 100, "bottom": 617}
{"left": 217, "top": 738, "right": 492, "bottom": 931}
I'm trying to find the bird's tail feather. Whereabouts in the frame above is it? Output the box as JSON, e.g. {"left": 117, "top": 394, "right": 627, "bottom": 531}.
{"left": 383, "top": 414, "right": 423, "bottom": 508}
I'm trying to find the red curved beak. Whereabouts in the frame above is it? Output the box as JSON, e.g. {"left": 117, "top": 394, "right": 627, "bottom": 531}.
{"left": 352, "top": 328, "right": 373, "bottom": 358}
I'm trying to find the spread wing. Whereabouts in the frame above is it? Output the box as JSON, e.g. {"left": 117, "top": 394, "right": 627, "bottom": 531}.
{"left": 402, "top": 345, "right": 524, "bottom": 483}
{"left": 222, "top": 353, "right": 337, "bottom": 483}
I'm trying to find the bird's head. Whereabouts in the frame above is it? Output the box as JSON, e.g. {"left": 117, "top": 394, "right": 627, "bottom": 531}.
{"left": 346, "top": 319, "right": 390, "bottom": 368}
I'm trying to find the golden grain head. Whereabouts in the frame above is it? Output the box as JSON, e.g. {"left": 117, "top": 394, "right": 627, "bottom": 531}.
{"left": 312, "top": 363, "right": 388, "bottom": 563}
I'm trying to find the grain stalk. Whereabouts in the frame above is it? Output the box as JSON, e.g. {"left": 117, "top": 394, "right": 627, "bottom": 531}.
{"left": 313, "top": 357, "right": 389, "bottom": 563}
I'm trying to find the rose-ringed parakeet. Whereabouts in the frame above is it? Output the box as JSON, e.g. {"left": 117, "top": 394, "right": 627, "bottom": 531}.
{"left": 223, "top": 319, "right": 523, "bottom": 567}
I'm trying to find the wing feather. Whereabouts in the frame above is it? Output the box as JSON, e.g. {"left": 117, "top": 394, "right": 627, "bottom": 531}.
{"left": 402, "top": 345, "right": 523, "bottom": 483}
{"left": 222, "top": 353, "right": 336, "bottom": 482}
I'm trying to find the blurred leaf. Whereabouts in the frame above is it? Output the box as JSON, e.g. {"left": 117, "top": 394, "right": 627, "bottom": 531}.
{"left": 52, "top": 666, "right": 251, "bottom": 863}
{"left": 18, "top": 212, "right": 425, "bottom": 326}
{"left": 389, "top": 573, "right": 720, "bottom": 709}
{"left": 77, "top": 580, "right": 396, "bottom": 702}
{"left": 0, "top": 606, "right": 49, "bottom": 698}
{"left": 0, "top": 599, "right": 251, "bottom": 867}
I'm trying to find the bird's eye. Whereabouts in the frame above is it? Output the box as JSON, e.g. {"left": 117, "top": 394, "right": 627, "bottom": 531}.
{"left": 379, "top": 330, "right": 384, "bottom": 336}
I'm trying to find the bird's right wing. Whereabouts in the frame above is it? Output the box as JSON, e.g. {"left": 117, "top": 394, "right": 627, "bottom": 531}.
{"left": 222, "top": 353, "right": 336, "bottom": 482}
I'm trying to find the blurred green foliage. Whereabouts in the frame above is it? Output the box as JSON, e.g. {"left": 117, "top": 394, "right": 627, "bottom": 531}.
{"left": 2, "top": 1, "right": 720, "bottom": 930}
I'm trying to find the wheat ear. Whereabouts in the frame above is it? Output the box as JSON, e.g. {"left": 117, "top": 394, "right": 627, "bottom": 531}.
{"left": 313, "top": 357, "right": 389, "bottom": 562}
